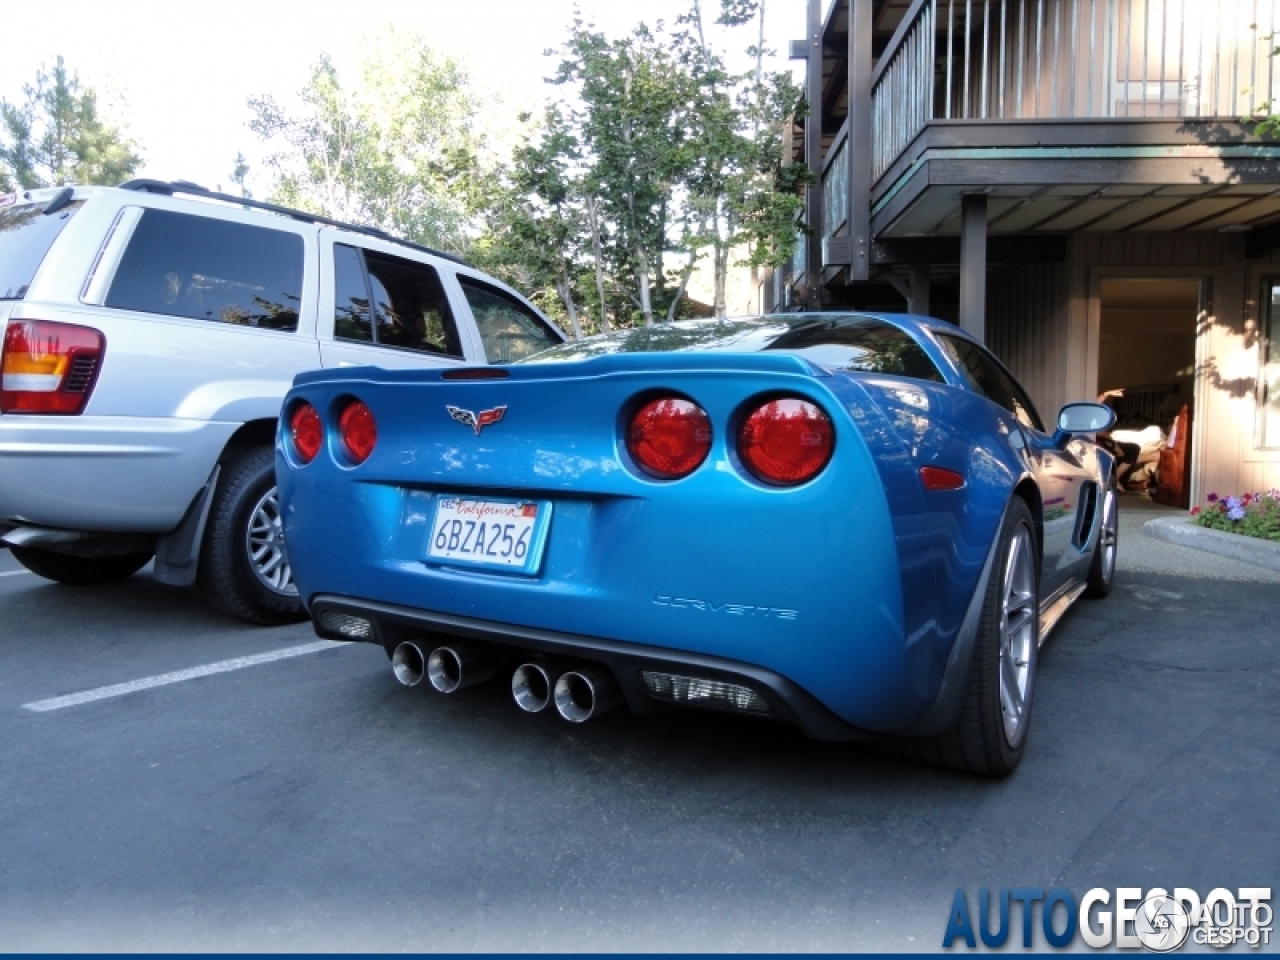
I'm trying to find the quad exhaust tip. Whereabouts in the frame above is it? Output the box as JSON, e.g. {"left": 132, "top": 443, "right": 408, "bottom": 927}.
{"left": 511, "top": 662, "right": 558, "bottom": 713}
{"left": 554, "top": 668, "right": 623, "bottom": 723}
{"left": 427, "top": 644, "right": 495, "bottom": 694}
{"left": 391, "top": 642, "right": 426, "bottom": 687}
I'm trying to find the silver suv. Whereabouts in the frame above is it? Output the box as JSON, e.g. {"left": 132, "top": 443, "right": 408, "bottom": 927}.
{"left": 0, "top": 180, "right": 563, "bottom": 623}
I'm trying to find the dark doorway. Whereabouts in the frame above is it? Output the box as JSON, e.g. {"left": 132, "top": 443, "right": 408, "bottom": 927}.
{"left": 1097, "top": 278, "right": 1200, "bottom": 502}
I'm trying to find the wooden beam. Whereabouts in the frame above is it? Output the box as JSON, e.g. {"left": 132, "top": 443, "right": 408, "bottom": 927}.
{"left": 846, "top": 0, "right": 873, "bottom": 281}
{"left": 871, "top": 235, "right": 1067, "bottom": 264}
{"left": 959, "top": 194, "right": 988, "bottom": 342}
{"left": 909, "top": 261, "right": 931, "bottom": 315}
{"left": 805, "top": 0, "right": 824, "bottom": 305}
{"left": 874, "top": 265, "right": 911, "bottom": 303}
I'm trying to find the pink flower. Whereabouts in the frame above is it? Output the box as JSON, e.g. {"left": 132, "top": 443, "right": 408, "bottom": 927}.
{"left": 1207, "top": 492, "right": 1219, "bottom": 502}
{"left": 1191, "top": 506, "right": 1202, "bottom": 516}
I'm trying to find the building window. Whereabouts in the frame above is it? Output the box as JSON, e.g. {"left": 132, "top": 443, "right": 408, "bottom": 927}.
{"left": 1261, "top": 281, "right": 1280, "bottom": 449}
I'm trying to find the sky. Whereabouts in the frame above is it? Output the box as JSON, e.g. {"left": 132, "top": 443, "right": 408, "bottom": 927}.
{"left": 0, "top": 0, "right": 808, "bottom": 195}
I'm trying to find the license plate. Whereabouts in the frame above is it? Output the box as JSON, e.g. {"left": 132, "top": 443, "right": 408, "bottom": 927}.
{"left": 425, "top": 497, "right": 551, "bottom": 574}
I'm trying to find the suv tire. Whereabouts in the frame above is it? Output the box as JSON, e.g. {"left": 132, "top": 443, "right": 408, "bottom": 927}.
{"left": 10, "top": 546, "right": 152, "bottom": 586}
{"left": 197, "top": 446, "right": 306, "bottom": 625}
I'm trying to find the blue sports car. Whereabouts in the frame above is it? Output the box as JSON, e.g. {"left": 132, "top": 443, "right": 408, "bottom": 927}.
{"left": 276, "top": 312, "right": 1118, "bottom": 776}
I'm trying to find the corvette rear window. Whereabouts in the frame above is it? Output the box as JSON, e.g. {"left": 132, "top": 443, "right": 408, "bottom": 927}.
{"left": 522, "top": 314, "right": 945, "bottom": 384}
{"left": 0, "top": 199, "right": 85, "bottom": 300}
{"left": 762, "top": 319, "right": 944, "bottom": 381}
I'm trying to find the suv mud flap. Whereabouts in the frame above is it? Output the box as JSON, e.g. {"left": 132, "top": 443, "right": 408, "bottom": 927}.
{"left": 153, "top": 465, "right": 220, "bottom": 587}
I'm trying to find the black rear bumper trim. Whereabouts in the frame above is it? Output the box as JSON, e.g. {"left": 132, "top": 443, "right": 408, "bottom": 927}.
{"left": 309, "top": 594, "right": 873, "bottom": 742}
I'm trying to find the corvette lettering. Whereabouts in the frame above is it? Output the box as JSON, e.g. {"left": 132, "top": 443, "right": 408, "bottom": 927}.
{"left": 447, "top": 404, "right": 507, "bottom": 435}
{"left": 653, "top": 595, "right": 798, "bottom": 620}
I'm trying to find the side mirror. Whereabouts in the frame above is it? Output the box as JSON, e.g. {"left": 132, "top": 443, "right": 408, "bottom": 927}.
{"left": 1053, "top": 402, "right": 1116, "bottom": 447}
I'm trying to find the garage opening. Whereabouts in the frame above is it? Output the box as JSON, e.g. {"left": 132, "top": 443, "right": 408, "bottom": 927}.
{"left": 1097, "top": 278, "right": 1201, "bottom": 506}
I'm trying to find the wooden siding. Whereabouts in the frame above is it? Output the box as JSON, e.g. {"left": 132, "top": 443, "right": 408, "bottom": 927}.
{"left": 986, "top": 261, "right": 1071, "bottom": 424}
{"left": 985, "top": 231, "right": 1280, "bottom": 505}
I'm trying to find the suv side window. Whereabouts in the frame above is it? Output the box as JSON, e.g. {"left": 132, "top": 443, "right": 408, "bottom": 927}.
{"left": 936, "top": 333, "right": 1044, "bottom": 431}
{"left": 458, "top": 277, "right": 560, "bottom": 362}
{"left": 332, "top": 244, "right": 462, "bottom": 358}
{"left": 333, "top": 243, "right": 372, "bottom": 342}
{"left": 106, "top": 209, "right": 303, "bottom": 330}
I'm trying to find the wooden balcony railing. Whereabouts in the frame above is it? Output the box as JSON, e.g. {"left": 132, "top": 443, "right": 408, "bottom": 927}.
{"left": 870, "top": 0, "right": 1280, "bottom": 180}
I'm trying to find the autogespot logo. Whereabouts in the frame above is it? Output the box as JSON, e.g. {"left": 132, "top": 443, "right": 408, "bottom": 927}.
{"left": 942, "top": 886, "right": 1272, "bottom": 951}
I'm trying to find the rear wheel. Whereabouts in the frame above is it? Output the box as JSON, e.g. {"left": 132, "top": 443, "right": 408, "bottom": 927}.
{"left": 882, "top": 497, "right": 1041, "bottom": 776}
{"left": 196, "top": 446, "right": 306, "bottom": 625}
{"left": 1085, "top": 479, "right": 1118, "bottom": 598}
{"left": 9, "top": 546, "right": 152, "bottom": 586}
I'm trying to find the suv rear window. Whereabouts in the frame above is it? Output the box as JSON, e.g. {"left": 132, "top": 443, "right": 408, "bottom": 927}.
{"left": 0, "top": 199, "right": 86, "bottom": 300}
{"left": 332, "top": 243, "right": 463, "bottom": 358}
{"left": 458, "top": 277, "right": 560, "bottom": 362}
{"left": 106, "top": 209, "right": 304, "bottom": 331}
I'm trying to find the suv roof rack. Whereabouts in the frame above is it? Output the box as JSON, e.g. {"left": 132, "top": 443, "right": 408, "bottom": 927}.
{"left": 117, "top": 179, "right": 470, "bottom": 267}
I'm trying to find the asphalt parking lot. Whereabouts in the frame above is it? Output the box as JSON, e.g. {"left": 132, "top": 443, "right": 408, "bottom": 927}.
{"left": 0, "top": 509, "right": 1276, "bottom": 951}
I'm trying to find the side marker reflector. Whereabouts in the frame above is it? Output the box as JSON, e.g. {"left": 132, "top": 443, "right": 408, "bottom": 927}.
{"left": 920, "top": 466, "right": 965, "bottom": 490}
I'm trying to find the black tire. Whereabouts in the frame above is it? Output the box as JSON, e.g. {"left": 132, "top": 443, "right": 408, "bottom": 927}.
{"left": 882, "top": 497, "right": 1041, "bottom": 777}
{"left": 9, "top": 546, "right": 152, "bottom": 586}
{"left": 1085, "top": 478, "right": 1118, "bottom": 599}
{"left": 196, "top": 446, "right": 306, "bottom": 626}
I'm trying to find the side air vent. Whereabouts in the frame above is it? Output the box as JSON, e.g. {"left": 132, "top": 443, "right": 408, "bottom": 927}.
{"left": 1073, "top": 482, "right": 1098, "bottom": 549}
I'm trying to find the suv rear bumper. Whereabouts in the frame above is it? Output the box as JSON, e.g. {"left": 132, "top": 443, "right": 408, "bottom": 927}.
{"left": 309, "top": 594, "right": 876, "bottom": 742}
{"left": 0, "top": 414, "right": 239, "bottom": 531}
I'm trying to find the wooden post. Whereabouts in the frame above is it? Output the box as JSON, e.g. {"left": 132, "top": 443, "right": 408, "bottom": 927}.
{"left": 847, "top": 0, "right": 873, "bottom": 282}
{"left": 805, "top": 0, "right": 824, "bottom": 308}
{"left": 959, "top": 194, "right": 988, "bottom": 340}
{"left": 909, "top": 261, "right": 931, "bottom": 316}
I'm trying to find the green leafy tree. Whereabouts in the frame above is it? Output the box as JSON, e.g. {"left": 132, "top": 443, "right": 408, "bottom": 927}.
{"left": 493, "top": 3, "right": 807, "bottom": 329}
{"left": 553, "top": 19, "right": 700, "bottom": 327}
{"left": 477, "top": 106, "right": 590, "bottom": 338}
{"left": 0, "top": 56, "right": 141, "bottom": 188}
{"left": 248, "top": 31, "right": 488, "bottom": 254}
{"left": 675, "top": 0, "right": 808, "bottom": 318}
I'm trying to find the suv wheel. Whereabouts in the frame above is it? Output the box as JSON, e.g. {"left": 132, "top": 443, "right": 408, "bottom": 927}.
{"left": 197, "top": 446, "right": 306, "bottom": 625}
{"left": 9, "top": 546, "right": 152, "bottom": 586}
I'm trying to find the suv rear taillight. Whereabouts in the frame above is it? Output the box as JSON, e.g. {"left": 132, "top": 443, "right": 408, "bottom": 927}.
{"left": 1, "top": 320, "right": 105, "bottom": 415}
{"left": 737, "top": 397, "right": 834, "bottom": 486}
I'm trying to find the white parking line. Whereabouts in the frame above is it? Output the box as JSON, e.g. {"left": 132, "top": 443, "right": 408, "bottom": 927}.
{"left": 22, "top": 640, "right": 337, "bottom": 713}
{"left": 0, "top": 569, "right": 32, "bottom": 578}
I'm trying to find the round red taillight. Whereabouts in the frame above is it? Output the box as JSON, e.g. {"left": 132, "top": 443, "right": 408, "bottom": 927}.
{"left": 738, "top": 397, "right": 834, "bottom": 485}
{"left": 289, "top": 403, "right": 323, "bottom": 464}
{"left": 627, "top": 396, "right": 712, "bottom": 480}
{"left": 338, "top": 400, "right": 377, "bottom": 465}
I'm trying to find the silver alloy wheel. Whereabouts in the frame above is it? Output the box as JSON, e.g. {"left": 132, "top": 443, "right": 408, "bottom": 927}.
{"left": 1099, "top": 486, "right": 1118, "bottom": 584}
{"left": 998, "top": 525, "right": 1037, "bottom": 747}
{"left": 246, "top": 485, "right": 297, "bottom": 596}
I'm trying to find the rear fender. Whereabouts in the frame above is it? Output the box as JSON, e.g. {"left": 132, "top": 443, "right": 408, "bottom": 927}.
{"left": 851, "top": 378, "right": 1024, "bottom": 722}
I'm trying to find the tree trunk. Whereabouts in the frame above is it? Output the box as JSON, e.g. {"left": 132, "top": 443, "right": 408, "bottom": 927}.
{"left": 586, "top": 195, "right": 610, "bottom": 332}
{"left": 665, "top": 247, "right": 699, "bottom": 322}
{"left": 554, "top": 275, "right": 583, "bottom": 340}
{"left": 713, "top": 239, "right": 729, "bottom": 319}
{"left": 635, "top": 245, "right": 654, "bottom": 328}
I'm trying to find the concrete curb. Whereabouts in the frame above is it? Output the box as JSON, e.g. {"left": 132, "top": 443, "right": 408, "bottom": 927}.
{"left": 1143, "top": 516, "right": 1280, "bottom": 573}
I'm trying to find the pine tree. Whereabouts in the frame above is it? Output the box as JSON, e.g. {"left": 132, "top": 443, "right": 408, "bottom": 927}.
{"left": 0, "top": 57, "right": 141, "bottom": 188}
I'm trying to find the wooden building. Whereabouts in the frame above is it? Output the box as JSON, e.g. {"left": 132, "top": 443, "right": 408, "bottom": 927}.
{"left": 771, "top": 0, "right": 1280, "bottom": 503}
